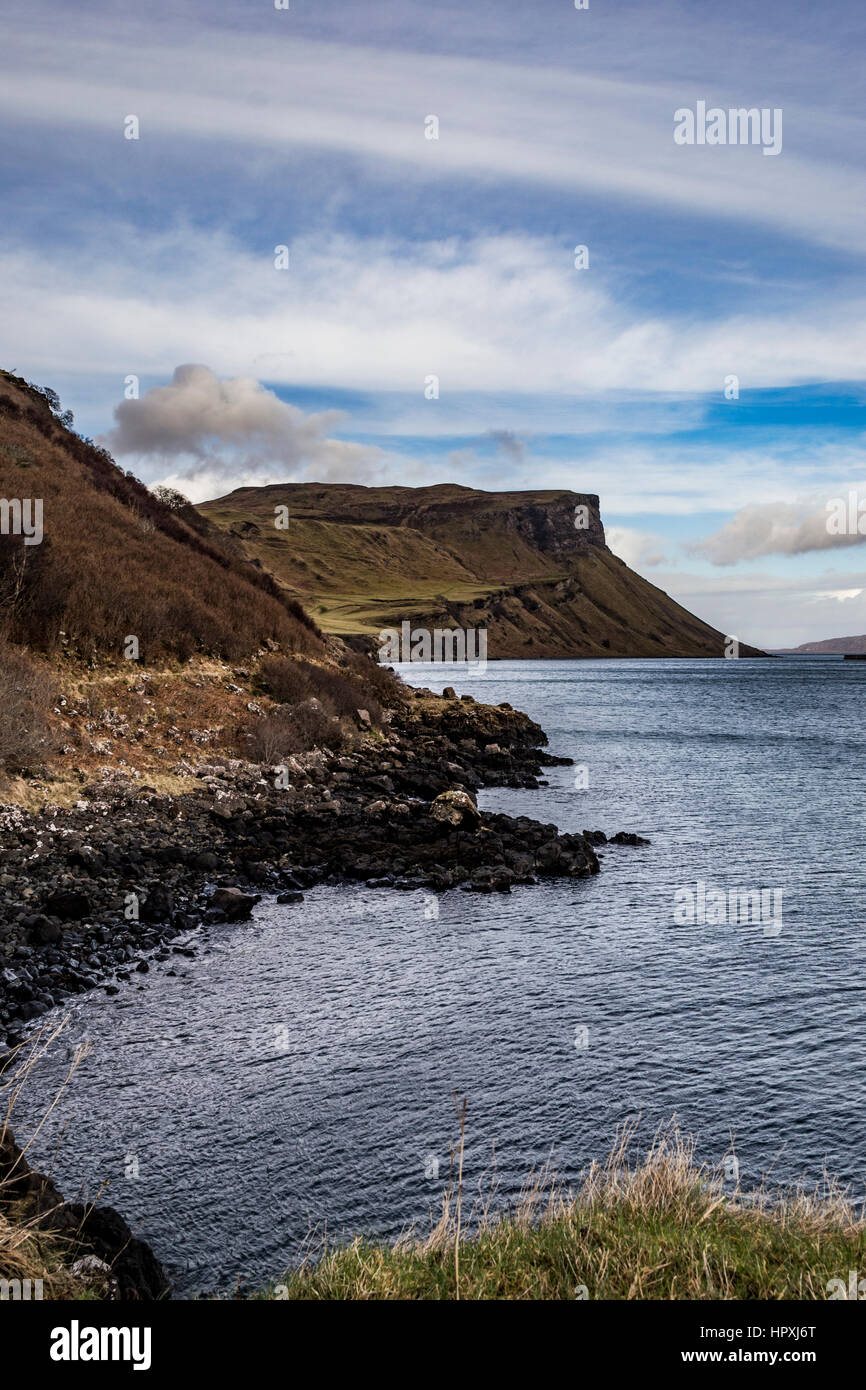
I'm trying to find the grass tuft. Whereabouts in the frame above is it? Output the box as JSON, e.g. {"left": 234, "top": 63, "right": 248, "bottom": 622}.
{"left": 262, "top": 1120, "right": 866, "bottom": 1301}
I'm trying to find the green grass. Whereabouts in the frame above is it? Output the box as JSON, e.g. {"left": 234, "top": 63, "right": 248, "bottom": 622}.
{"left": 262, "top": 1123, "right": 866, "bottom": 1301}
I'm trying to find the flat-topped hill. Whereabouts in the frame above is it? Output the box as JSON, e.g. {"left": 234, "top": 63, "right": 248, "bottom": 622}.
{"left": 200, "top": 481, "right": 764, "bottom": 658}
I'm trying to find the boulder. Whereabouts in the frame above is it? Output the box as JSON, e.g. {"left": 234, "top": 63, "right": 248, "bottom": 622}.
{"left": 140, "top": 884, "right": 175, "bottom": 922}
{"left": 42, "top": 889, "right": 91, "bottom": 921}
{"left": 210, "top": 887, "right": 261, "bottom": 921}
{"left": 429, "top": 789, "right": 481, "bottom": 829}
{"left": 22, "top": 913, "right": 61, "bottom": 945}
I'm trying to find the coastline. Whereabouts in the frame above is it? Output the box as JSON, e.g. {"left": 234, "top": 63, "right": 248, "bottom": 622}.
{"left": 0, "top": 679, "right": 649, "bottom": 1299}
{"left": 0, "top": 685, "right": 637, "bottom": 1054}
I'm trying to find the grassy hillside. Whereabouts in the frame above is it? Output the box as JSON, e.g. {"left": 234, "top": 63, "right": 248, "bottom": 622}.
{"left": 0, "top": 375, "right": 406, "bottom": 800}
{"left": 0, "top": 373, "right": 322, "bottom": 664}
{"left": 200, "top": 482, "right": 765, "bottom": 658}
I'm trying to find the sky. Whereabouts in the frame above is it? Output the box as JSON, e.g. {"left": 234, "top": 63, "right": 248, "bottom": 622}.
{"left": 2, "top": 0, "right": 866, "bottom": 648}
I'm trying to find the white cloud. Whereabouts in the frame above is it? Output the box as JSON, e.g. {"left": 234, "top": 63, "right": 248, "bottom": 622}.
{"left": 694, "top": 492, "right": 866, "bottom": 564}
{"left": 606, "top": 526, "right": 667, "bottom": 569}
{"left": 808, "top": 587, "right": 863, "bottom": 603}
{"left": 655, "top": 565, "right": 866, "bottom": 648}
{"left": 102, "top": 364, "right": 389, "bottom": 501}
{"left": 5, "top": 229, "right": 866, "bottom": 401}
{"left": 3, "top": 20, "right": 866, "bottom": 254}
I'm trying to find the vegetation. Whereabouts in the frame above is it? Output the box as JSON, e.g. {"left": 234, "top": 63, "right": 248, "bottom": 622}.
{"left": 0, "top": 372, "right": 322, "bottom": 663}
{"left": 198, "top": 481, "right": 764, "bottom": 657}
{"left": 238, "top": 703, "right": 348, "bottom": 760}
{"left": 236, "top": 651, "right": 409, "bottom": 759}
{"left": 257, "top": 654, "right": 385, "bottom": 724}
{"left": 263, "top": 1122, "right": 866, "bottom": 1301}
{"left": 0, "top": 640, "right": 54, "bottom": 779}
{"left": 0, "top": 1025, "right": 102, "bottom": 1300}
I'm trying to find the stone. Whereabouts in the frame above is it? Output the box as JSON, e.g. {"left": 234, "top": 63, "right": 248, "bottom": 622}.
{"left": 140, "top": 884, "right": 174, "bottom": 922}
{"left": 41, "top": 889, "right": 91, "bottom": 921}
{"left": 429, "top": 789, "right": 481, "bottom": 829}
{"left": 209, "top": 887, "right": 261, "bottom": 921}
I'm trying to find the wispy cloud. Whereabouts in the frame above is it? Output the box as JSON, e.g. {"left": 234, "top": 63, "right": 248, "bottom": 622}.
{"left": 5, "top": 230, "right": 866, "bottom": 398}
{"left": 651, "top": 565, "right": 866, "bottom": 648}
{"left": 4, "top": 16, "right": 866, "bottom": 253}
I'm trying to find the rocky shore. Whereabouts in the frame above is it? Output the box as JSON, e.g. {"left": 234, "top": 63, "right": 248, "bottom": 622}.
{"left": 0, "top": 686, "right": 647, "bottom": 1053}
{"left": 0, "top": 683, "right": 650, "bottom": 1299}
{"left": 0, "top": 1124, "right": 170, "bottom": 1299}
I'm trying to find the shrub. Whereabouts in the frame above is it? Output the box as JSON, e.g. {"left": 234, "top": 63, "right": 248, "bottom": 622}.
{"left": 0, "top": 642, "right": 54, "bottom": 776}
{"left": 239, "top": 704, "right": 347, "bottom": 761}
{"left": 257, "top": 655, "right": 316, "bottom": 705}
{"left": 345, "top": 650, "right": 410, "bottom": 706}
{"left": 257, "top": 655, "right": 394, "bottom": 725}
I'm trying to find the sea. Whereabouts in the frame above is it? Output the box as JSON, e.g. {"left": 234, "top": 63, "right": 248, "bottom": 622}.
{"left": 13, "top": 657, "right": 866, "bottom": 1295}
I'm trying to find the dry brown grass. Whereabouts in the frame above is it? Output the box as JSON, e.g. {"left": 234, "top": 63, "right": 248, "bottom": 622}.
{"left": 0, "top": 373, "right": 323, "bottom": 663}
{"left": 266, "top": 1119, "right": 866, "bottom": 1301}
{"left": 0, "top": 1021, "right": 98, "bottom": 1299}
{"left": 0, "top": 640, "right": 54, "bottom": 778}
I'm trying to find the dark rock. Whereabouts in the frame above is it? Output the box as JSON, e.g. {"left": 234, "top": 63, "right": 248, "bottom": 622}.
{"left": 23, "top": 913, "right": 62, "bottom": 945}
{"left": 0, "top": 1127, "right": 169, "bottom": 1299}
{"left": 42, "top": 889, "right": 91, "bottom": 921}
{"left": 210, "top": 887, "right": 261, "bottom": 921}
{"left": 140, "top": 884, "right": 175, "bottom": 922}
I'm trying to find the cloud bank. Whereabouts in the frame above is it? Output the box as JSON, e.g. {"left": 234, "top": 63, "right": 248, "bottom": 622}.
{"left": 103, "top": 365, "right": 386, "bottom": 501}
{"left": 694, "top": 494, "right": 866, "bottom": 564}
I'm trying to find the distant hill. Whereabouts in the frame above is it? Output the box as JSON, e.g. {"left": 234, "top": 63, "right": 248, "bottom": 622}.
{"left": 776, "top": 635, "right": 866, "bottom": 654}
{"left": 199, "top": 482, "right": 765, "bottom": 659}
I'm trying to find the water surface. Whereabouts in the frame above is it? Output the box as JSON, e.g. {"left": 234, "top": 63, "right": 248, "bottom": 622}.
{"left": 16, "top": 658, "right": 866, "bottom": 1294}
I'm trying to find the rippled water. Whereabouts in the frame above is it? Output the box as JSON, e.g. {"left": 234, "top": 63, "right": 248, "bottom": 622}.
{"left": 15, "top": 658, "right": 866, "bottom": 1295}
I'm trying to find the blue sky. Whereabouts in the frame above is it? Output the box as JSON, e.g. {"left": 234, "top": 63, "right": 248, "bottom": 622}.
{"left": 2, "top": 0, "right": 866, "bottom": 647}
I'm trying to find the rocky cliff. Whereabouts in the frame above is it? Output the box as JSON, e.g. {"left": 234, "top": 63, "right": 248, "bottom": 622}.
{"left": 199, "top": 482, "right": 764, "bottom": 658}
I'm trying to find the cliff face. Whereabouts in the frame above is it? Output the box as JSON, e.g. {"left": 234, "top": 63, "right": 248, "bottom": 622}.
{"left": 200, "top": 483, "right": 764, "bottom": 659}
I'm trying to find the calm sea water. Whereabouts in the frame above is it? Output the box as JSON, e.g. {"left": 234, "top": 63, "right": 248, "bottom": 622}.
{"left": 14, "top": 658, "right": 866, "bottom": 1295}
